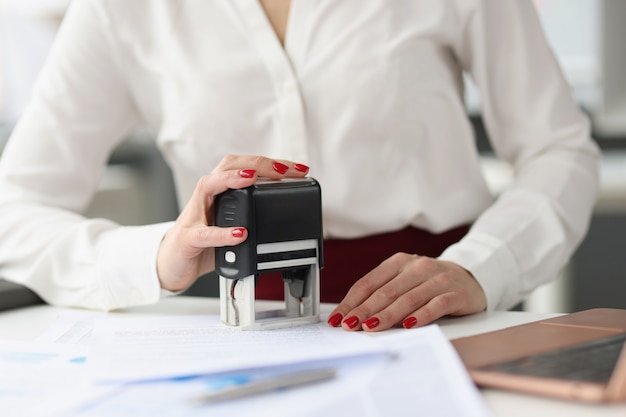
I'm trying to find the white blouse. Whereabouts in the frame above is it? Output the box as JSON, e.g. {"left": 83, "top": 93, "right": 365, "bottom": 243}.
{"left": 0, "top": 0, "right": 600, "bottom": 311}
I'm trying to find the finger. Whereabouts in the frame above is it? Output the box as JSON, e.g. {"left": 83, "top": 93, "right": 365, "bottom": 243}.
{"left": 346, "top": 257, "right": 461, "bottom": 332}
{"left": 363, "top": 262, "right": 467, "bottom": 331}
{"left": 328, "top": 254, "right": 421, "bottom": 330}
{"left": 362, "top": 284, "right": 456, "bottom": 332}
{"left": 275, "top": 159, "right": 310, "bottom": 177}
{"left": 214, "top": 154, "right": 309, "bottom": 178}
{"left": 402, "top": 291, "right": 463, "bottom": 329}
{"left": 338, "top": 254, "right": 413, "bottom": 308}
{"left": 181, "top": 169, "right": 257, "bottom": 222}
{"left": 182, "top": 224, "right": 249, "bottom": 252}
{"left": 343, "top": 270, "right": 427, "bottom": 331}
{"left": 196, "top": 169, "right": 258, "bottom": 201}
{"left": 327, "top": 264, "right": 398, "bottom": 330}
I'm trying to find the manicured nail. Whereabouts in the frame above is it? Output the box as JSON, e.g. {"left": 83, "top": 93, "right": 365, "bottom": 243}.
{"left": 327, "top": 313, "right": 343, "bottom": 327}
{"left": 232, "top": 228, "right": 245, "bottom": 238}
{"left": 363, "top": 317, "right": 380, "bottom": 330}
{"left": 403, "top": 317, "right": 418, "bottom": 329}
{"left": 343, "top": 316, "right": 360, "bottom": 329}
{"left": 294, "top": 163, "right": 309, "bottom": 173}
{"left": 240, "top": 169, "right": 256, "bottom": 178}
{"left": 272, "top": 162, "right": 289, "bottom": 174}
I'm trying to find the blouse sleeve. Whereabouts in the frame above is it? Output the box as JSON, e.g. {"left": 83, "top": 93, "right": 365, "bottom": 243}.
{"left": 439, "top": 0, "right": 601, "bottom": 310}
{"left": 0, "top": 0, "right": 172, "bottom": 310}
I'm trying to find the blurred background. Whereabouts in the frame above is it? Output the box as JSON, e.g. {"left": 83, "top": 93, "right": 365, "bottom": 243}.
{"left": 1, "top": 0, "right": 625, "bottom": 312}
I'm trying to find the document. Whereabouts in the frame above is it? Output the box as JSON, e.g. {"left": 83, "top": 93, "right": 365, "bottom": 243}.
{"left": 21, "top": 311, "right": 491, "bottom": 416}
{"left": 73, "top": 354, "right": 389, "bottom": 417}
{"left": 311, "top": 326, "right": 493, "bottom": 417}
{"left": 72, "top": 324, "right": 491, "bottom": 417}
{"left": 87, "top": 315, "right": 389, "bottom": 382}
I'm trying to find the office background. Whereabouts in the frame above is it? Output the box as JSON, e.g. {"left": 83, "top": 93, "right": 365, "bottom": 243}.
{"left": 1, "top": 0, "right": 625, "bottom": 313}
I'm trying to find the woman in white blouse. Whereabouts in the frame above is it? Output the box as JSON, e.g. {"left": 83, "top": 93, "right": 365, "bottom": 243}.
{"left": 0, "top": 0, "right": 600, "bottom": 332}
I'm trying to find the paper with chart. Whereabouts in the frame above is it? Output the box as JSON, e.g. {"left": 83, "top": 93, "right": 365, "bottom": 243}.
{"left": 0, "top": 341, "right": 117, "bottom": 417}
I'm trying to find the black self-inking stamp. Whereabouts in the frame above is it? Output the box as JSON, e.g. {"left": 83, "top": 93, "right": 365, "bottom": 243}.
{"left": 215, "top": 178, "right": 323, "bottom": 330}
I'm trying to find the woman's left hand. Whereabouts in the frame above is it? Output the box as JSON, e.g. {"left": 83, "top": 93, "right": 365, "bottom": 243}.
{"left": 326, "top": 253, "right": 487, "bottom": 331}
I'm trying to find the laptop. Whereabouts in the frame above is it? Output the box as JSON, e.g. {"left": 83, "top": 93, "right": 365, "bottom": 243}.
{"left": 0, "top": 278, "right": 44, "bottom": 312}
{"left": 451, "top": 308, "right": 626, "bottom": 403}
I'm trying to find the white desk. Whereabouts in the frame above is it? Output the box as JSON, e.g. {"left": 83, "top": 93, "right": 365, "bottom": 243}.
{"left": 1, "top": 296, "right": 625, "bottom": 417}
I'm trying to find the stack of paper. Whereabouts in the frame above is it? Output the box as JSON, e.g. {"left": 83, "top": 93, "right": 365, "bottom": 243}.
{"left": 0, "top": 311, "right": 493, "bottom": 417}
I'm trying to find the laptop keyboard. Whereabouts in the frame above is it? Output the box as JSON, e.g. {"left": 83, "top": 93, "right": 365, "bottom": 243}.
{"left": 480, "top": 333, "right": 626, "bottom": 382}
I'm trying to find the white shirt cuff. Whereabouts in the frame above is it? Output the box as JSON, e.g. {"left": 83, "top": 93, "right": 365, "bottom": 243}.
{"left": 438, "top": 232, "right": 520, "bottom": 311}
{"left": 97, "top": 221, "right": 174, "bottom": 310}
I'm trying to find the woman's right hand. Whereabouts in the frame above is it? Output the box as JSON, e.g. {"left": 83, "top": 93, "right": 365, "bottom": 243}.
{"left": 156, "top": 155, "right": 310, "bottom": 292}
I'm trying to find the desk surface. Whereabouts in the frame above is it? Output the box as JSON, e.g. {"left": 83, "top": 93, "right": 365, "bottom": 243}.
{"left": 1, "top": 296, "right": 625, "bottom": 417}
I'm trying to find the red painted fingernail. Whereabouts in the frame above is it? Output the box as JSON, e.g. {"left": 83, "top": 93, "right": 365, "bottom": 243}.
{"left": 294, "top": 163, "right": 309, "bottom": 173}
{"left": 232, "top": 227, "right": 245, "bottom": 238}
{"left": 327, "top": 313, "right": 343, "bottom": 327}
{"left": 403, "top": 317, "right": 418, "bottom": 329}
{"left": 240, "top": 169, "right": 256, "bottom": 178}
{"left": 363, "top": 317, "right": 380, "bottom": 330}
{"left": 272, "top": 162, "right": 289, "bottom": 174}
{"left": 343, "top": 316, "right": 360, "bottom": 329}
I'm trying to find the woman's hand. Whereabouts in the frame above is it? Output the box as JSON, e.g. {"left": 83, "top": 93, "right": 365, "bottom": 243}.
{"left": 157, "top": 155, "right": 309, "bottom": 292}
{"left": 326, "top": 253, "right": 487, "bottom": 331}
